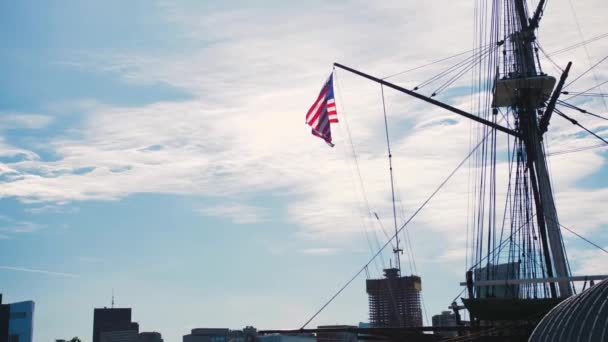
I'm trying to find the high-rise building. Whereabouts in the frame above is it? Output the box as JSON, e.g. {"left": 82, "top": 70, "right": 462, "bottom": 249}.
{"left": 100, "top": 330, "right": 139, "bottom": 342}
{"left": 365, "top": 268, "right": 422, "bottom": 328}
{"left": 0, "top": 295, "right": 35, "bottom": 342}
{"left": 93, "top": 308, "right": 139, "bottom": 342}
{"left": 8, "top": 301, "right": 35, "bottom": 342}
{"left": 431, "top": 311, "right": 457, "bottom": 338}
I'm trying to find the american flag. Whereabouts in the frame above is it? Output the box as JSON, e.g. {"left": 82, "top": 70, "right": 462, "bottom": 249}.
{"left": 306, "top": 73, "right": 338, "bottom": 147}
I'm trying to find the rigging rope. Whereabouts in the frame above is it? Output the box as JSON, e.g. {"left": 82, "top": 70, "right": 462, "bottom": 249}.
{"left": 567, "top": 0, "right": 608, "bottom": 111}
{"left": 562, "top": 92, "right": 608, "bottom": 98}
{"left": 381, "top": 44, "right": 493, "bottom": 80}
{"left": 558, "top": 222, "right": 608, "bottom": 255}
{"left": 300, "top": 119, "right": 497, "bottom": 329}
{"left": 467, "top": 214, "right": 536, "bottom": 272}
{"left": 564, "top": 55, "right": 608, "bottom": 89}
{"left": 564, "top": 80, "right": 608, "bottom": 101}
{"left": 536, "top": 43, "right": 564, "bottom": 73}
{"left": 430, "top": 46, "right": 499, "bottom": 97}
{"left": 396, "top": 192, "right": 418, "bottom": 274}
{"left": 546, "top": 143, "right": 607, "bottom": 157}
{"left": 547, "top": 32, "right": 608, "bottom": 57}
{"left": 557, "top": 100, "right": 608, "bottom": 121}
{"left": 414, "top": 46, "right": 496, "bottom": 94}
{"left": 373, "top": 212, "right": 397, "bottom": 246}
{"left": 334, "top": 70, "right": 387, "bottom": 274}
{"left": 380, "top": 85, "right": 402, "bottom": 272}
{"left": 379, "top": 85, "right": 426, "bottom": 325}
{"left": 554, "top": 108, "right": 608, "bottom": 145}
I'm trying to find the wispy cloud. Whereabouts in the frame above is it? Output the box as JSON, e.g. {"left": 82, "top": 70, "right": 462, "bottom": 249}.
{"left": 0, "top": 0, "right": 604, "bottom": 272}
{"left": 0, "top": 3, "right": 606, "bottom": 342}
{"left": 0, "top": 222, "right": 41, "bottom": 234}
{"left": 197, "top": 203, "right": 269, "bottom": 224}
{"left": 299, "top": 247, "right": 341, "bottom": 256}
{"left": 0, "top": 113, "right": 53, "bottom": 130}
{"left": 0, "top": 216, "right": 43, "bottom": 235}
{"left": 0, "top": 266, "right": 79, "bottom": 278}
{"left": 24, "top": 204, "right": 80, "bottom": 215}
{"left": 568, "top": 248, "right": 608, "bottom": 275}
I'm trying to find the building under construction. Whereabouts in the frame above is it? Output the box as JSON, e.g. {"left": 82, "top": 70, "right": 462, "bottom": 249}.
{"left": 366, "top": 268, "right": 422, "bottom": 328}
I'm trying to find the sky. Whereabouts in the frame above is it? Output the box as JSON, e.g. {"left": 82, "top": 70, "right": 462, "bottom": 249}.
{"left": 1, "top": 1, "right": 607, "bottom": 342}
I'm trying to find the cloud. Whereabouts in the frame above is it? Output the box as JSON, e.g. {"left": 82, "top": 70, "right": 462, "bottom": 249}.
{"left": 0, "top": 216, "right": 43, "bottom": 235}
{"left": 24, "top": 204, "right": 80, "bottom": 215}
{"left": 0, "top": 137, "right": 40, "bottom": 161}
{"left": 0, "top": 0, "right": 605, "bottom": 274}
{"left": 197, "top": 203, "right": 269, "bottom": 224}
{"left": 2, "top": 3, "right": 608, "bottom": 342}
{"left": 0, "top": 113, "right": 53, "bottom": 130}
{"left": 568, "top": 248, "right": 608, "bottom": 275}
{"left": 299, "top": 248, "right": 341, "bottom": 256}
{"left": 0, "top": 266, "right": 79, "bottom": 278}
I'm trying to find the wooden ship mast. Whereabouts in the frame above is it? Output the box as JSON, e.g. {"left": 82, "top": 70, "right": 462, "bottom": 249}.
{"left": 332, "top": 0, "right": 607, "bottom": 326}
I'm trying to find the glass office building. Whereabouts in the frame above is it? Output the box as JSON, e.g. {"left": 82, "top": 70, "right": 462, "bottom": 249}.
{"left": 8, "top": 301, "right": 35, "bottom": 342}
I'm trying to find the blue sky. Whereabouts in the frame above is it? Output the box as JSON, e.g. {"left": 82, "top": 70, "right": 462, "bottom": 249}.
{"left": 1, "top": 1, "right": 608, "bottom": 342}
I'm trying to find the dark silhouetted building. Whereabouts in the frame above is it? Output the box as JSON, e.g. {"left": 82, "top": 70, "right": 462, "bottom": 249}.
{"left": 366, "top": 268, "right": 422, "bottom": 328}
{"left": 93, "top": 308, "right": 139, "bottom": 342}
{"left": 432, "top": 311, "right": 457, "bottom": 338}
{"left": 183, "top": 328, "right": 229, "bottom": 342}
{"left": 229, "top": 327, "right": 258, "bottom": 342}
{"left": 100, "top": 331, "right": 138, "bottom": 342}
{"left": 257, "top": 335, "right": 314, "bottom": 342}
{"left": 184, "top": 327, "right": 258, "bottom": 342}
{"left": 0, "top": 295, "right": 9, "bottom": 342}
{"left": 316, "top": 325, "right": 357, "bottom": 342}
{"left": 241, "top": 326, "right": 257, "bottom": 342}
{"left": 139, "top": 332, "right": 163, "bottom": 342}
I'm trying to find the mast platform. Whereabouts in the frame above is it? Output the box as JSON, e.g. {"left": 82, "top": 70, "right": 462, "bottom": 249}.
{"left": 492, "top": 75, "right": 556, "bottom": 107}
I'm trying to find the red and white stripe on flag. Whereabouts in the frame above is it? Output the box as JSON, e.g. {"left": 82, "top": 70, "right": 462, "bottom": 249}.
{"left": 305, "top": 73, "right": 338, "bottom": 147}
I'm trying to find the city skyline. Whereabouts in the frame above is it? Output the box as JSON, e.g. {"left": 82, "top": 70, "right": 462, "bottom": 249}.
{"left": 2, "top": 1, "right": 608, "bottom": 342}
